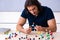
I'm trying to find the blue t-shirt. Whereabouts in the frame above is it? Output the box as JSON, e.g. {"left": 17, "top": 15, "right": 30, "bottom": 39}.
{"left": 21, "top": 6, "right": 54, "bottom": 30}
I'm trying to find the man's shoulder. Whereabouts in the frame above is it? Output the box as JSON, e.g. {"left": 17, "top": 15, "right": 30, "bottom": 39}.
{"left": 42, "top": 6, "right": 52, "bottom": 11}
{"left": 42, "top": 6, "right": 50, "bottom": 9}
{"left": 22, "top": 9, "right": 28, "bottom": 12}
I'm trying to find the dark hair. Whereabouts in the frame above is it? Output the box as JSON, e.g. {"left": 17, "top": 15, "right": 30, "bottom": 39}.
{"left": 24, "top": 0, "right": 42, "bottom": 12}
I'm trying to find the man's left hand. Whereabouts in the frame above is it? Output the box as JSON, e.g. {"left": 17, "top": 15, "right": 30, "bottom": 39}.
{"left": 35, "top": 25, "right": 44, "bottom": 31}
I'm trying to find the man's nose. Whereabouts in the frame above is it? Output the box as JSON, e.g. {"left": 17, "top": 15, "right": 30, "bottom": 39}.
{"left": 32, "top": 11, "right": 35, "bottom": 14}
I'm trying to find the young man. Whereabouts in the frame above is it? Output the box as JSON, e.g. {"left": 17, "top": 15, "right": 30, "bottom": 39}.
{"left": 16, "top": 0, "right": 57, "bottom": 34}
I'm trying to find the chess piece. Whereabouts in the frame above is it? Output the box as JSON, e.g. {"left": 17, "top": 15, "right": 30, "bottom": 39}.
{"left": 5, "top": 38, "right": 8, "bottom": 40}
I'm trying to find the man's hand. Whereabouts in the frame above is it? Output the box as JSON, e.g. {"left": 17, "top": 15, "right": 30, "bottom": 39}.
{"left": 24, "top": 27, "right": 32, "bottom": 34}
{"left": 35, "top": 25, "right": 45, "bottom": 31}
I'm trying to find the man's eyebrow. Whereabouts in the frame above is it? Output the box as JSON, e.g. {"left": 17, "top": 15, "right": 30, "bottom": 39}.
{"left": 28, "top": 7, "right": 35, "bottom": 11}
{"left": 32, "top": 7, "right": 35, "bottom": 10}
{"left": 30, "top": 7, "right": 35, "bottom": 11}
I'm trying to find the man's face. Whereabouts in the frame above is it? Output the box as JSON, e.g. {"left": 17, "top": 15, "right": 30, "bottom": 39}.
{"left": 27, "top": 5, "right": 39, "bottom": 16}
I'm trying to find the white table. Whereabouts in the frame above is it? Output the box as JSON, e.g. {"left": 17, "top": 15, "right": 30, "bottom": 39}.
{"left": 0, "top": 31, "right": 60, "bottom": 40}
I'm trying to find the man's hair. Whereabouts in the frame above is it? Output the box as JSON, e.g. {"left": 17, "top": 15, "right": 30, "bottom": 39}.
{"left": 24, "top": 0, "right": 42, "bottom": 12}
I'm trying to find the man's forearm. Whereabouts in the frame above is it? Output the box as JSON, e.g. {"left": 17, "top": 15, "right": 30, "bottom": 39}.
{"left": 43, "top": 26, "right": 57, "bottom": 32}
{"left": 16, "top": 25, "right": 25, "bottom": 33}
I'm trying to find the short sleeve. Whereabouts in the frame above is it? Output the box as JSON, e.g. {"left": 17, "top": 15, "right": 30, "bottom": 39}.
{"left": 21, "top": 9, "right": 28, "bottom": 18}
{"left": 46, "top": 7, "right": 55, "bottom": 20}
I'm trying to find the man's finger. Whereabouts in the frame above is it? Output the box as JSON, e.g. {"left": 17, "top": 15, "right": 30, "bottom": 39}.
{"left": 35, "top": 27, "right": 38, "bottom": 31}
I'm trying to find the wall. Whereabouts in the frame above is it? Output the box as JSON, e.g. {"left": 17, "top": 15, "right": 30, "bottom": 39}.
{"left": 0, "top": 0, "right": 60, "bottom": 12}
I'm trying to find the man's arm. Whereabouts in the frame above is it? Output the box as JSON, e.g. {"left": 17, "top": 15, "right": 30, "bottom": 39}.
{"left": 35, "top": 19, "right": 57, "bottom": 32}
{"left": 16, "top": 17, "right": 26, "bottom": 33}
{"left": 46, "top": 19, "right": 57, "bottom": 32}
{"left": 16, "top": 17, "right": 32, "bottom": 34}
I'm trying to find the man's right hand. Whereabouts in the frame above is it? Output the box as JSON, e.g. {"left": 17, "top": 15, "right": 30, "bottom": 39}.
{"left": 24, "top": 27, "right": 32, "bottom": 34}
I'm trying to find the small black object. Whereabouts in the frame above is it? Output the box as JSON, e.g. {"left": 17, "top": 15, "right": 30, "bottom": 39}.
{"left": 19, "top": 38, "right": 21, "bottom": 40}
{"left": 42, "top": 36, "right": 44, "bottom": 38}
{"left": 33, "top": 38, "right": 35, "bottom": 40}
{"left": 24, "top": 37, "right": 25, "bottom": 39}
{"left": 21, "top": 37, "right": 23, "bottom": 39}
{"left": 8, "top": 36, "right": 11, "bottom": 39}
{"left": 30, "top": 38, "right": 31, "bottom": 40}
{"left": 39, "top": 38, "right": 40, "bottom": 39}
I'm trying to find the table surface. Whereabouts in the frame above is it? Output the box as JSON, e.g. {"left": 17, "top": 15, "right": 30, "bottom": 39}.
{"left": 0, "top": 31, "right": 60, "bottom": 40}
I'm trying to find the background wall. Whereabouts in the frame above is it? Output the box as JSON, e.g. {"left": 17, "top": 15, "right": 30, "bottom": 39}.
{"left": 0, "top": 0, "right": 60, "bottom": 12}
{"left": 0, "top": 0, "right": 60, "bottom": 32}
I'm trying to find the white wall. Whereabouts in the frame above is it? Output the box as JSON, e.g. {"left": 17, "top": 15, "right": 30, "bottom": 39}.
{"left": 0, "top": 12, "right": 20, "bottom": 23}
{"left": 0, "top": 0, "right": 60, "bottom": 12}
{"left": 0, "top": 12, "right": 60, "bottom": 32}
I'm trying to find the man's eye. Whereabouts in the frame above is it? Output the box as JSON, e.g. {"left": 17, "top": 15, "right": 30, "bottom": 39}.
{"left": 29, "top": 10, "right": 32, "bottom": 11}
